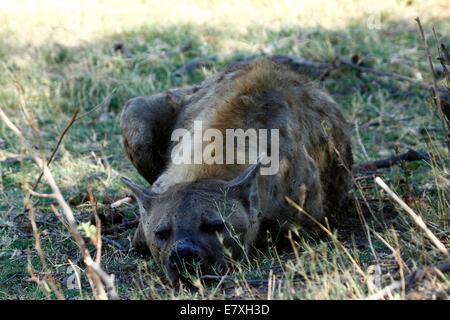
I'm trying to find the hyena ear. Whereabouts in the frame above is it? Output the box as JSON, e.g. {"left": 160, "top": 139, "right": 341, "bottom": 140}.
{"left": 120, "top": 176, "right": 158, "bottom": 211}
{"left": 227, "top": 153, "right": 265, "bottom": 211}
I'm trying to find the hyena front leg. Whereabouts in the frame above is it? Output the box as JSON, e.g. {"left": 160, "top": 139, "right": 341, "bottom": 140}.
{"left": 120, "top": 86, "right": 196, "bottom": 184}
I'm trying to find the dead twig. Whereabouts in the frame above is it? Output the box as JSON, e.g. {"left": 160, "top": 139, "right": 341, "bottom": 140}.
{"left": 101, "top": 236, "right": 127, "bottom": 252}
{"left": 354, "top": 149, "right": 430, "bottom": 171}
{"left": 374, "top": 177, "right": 449, "bottom": 258}
{"left": 171, "top": 54, "right": 221, "bottom": 81}
{"left": 25, "top": 203, "right": 65, "bottom": 300}
{"left": 336, "top": 56, "right": 447, "bottom": 94}
{"left": 102, "top": 220, "right": 139, "bottom": 235}
{"left": 366, "top": 261, "right": 450, "bottom": 300}
{"left": 75, "top": 89, "right": 116, "bottom": 121}
{"left": 392, "top": 144, "right": 421, "bottom": 215}
{"left": 354, "top": 120, "right": 370, "bottom": 162}
{"left": 110, "top": 196, "right": 135, "bottom": 209}
{"left": 0, "top": 156, "right": 32, "bottom": 165}
{"left": 20, "top": 88, "right": 115, "bottom": 214}
{"left": 31, "top": 107, "right": 79, "bottom": 192}
{"left": 285, "top": 196, "right": 367, "bottom": 279}
{"left": 269, "top": 54, "right": 329, "bottom": 70}
{"left": 0, "top": 273, "right": 20, "bottom": 286}
{"left": 171, "top": 53, "right": 329, "bottom": 82}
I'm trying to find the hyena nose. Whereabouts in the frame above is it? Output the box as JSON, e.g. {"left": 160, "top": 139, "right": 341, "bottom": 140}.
{"left": 168, "top": 244, "right": 201, "bottom": 274}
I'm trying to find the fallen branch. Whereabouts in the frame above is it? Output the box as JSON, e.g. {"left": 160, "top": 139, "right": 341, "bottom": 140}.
{"left": 269, "top": 54, "right": 329, "bottom": 70}
{"left": 102, "top": 220, "right": 139, "bottom": 235}
{"left": 110, "top": 196, "right": 135, "bottom": 209}
{"left": 366, "top": 261, "right": 450, "bottom": 300}
{"left": 418, "top": 126, "right": 443, "bottom": 134}
{"left": 353, "top": 149, "right": 430, "bottom": 171}
{"left": 171, "top": 53, "right": 328, "bottom": 82}
{"left": 285, "top": 196, "right": 367, "bottom": 279}
{"left": 201, "top": 274, "right": 268, "bottom": 285}
{"left": 336, "top": 56, "right": 448, "bottom": 94}
{"left": 374, "top": 177, "right": 449, "bottom": 257}
{"left": 354, "top": 120, "right": 370, "bottom": 162}
{"left": 26, "top": 204, "right": 65, "bottom": 300}
{"left": 101, "top": 235, "right": 127, "bottom": 252}
{"left": 171, "top": 54, "right": 223, "bottom": 81}
{"left": 0, "top": 156, "right": 32, "bottom": 165}
{"left": 201, "top": 274, "right": 304, "bottom": 287}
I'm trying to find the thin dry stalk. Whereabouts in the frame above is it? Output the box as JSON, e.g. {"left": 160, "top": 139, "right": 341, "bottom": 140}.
{"left": 87, "top": 188, "right": 102, "bottom": 265}
{"left": 415, "top": 17, "right": 450, "bottom": 153}
{"left": 432, "top": 27, "right": 450, "bottom": 88}
{"left": 366, "top": 262, "right": 450, "bottom": 300}
{"left": 31, "top": 107, "right": 79, "bottom": 191}
{"left": 26, "top": 202, "right": 65, "bottom": 300}
{"left": 354, "top": 198, "right": 380, "bottom": 267}
{"left": 390, "top": 227, "right": 406, "bottom": 299}
{"left": 285, "top": 196, "right": 366, "bottom": 279}
{"left": 15, "top": 71, "right": 44, "bottom": 160}
{"left": 26, "top": 253, "right": 51, "bottom": 300}
{"left": 110, "top": 196, "right": 134, "bottom": 208}
{"left": 68, "top": 259, "right": 83, "bottom": 298}
{"left": 335, "top": 56, "right": 447, "bottom": 93}
{"left": 374, "top": 177, "right": 449, "bottom": 258}
{"left": 392, "top": 144, "right": 421, "bottom": 216}
{"left": 354, "top": 120, "right": 370, "bottom": 161}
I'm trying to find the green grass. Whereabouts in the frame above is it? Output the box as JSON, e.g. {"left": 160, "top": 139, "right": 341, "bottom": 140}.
{"left": 0, "top": 0, "right": 449, "bottom": 300}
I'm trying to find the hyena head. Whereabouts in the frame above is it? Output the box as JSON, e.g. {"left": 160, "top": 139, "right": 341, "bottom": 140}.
{"left": 120, "top": 158, "right": 262, "bottom": 283}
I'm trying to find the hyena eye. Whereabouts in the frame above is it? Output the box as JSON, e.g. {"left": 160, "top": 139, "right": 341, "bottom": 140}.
{"left": 200, "top": 219, "right": 224, "bottom": 234}
{"left": 155, "top": 228, "right": 171, "bottom": 241}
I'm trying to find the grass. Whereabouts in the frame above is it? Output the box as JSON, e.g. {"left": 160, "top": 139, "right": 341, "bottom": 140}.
{"left": 0, "top": 0, "right": 449, "bottom": 300}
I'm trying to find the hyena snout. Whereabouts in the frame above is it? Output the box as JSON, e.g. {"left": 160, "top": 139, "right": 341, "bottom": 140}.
{"left": 168, "top": 242, "right": 204, "bottom": 275}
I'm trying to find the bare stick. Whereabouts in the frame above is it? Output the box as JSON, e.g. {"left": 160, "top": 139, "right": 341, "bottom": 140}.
{"left": 171, "top": 53, "right": 328, "bottom": 81}
{"left": 102, "top": 220, "right": 139, "bottom": 235}
{"left": 171, "top": 54, "right": 222, "bottom": 80}
{"left": 354, "top": 120, "right": 370, "bottom": 161}
{"left": 101, "top": 236, "right": 127, "bottom": 252}
{"left": 21, "top": 105, "right": 77, "bottom": 215}
{"left": 354, "top": 149, "right": 430, "bottom": 171}
{"left": 0, "top": 156, "right": 32, "bottom": 165}
{"left": 15, "top": 72, "right": 44, "bottom": 161}
{"left": 374, "top": 177, "right": 449, "bottom": 257}
{"left": 366, "top": 261, "right": 450, "bottom": 300}
{"left": 68, "top": 259, "right": 83, "bottom": 298}
{"left": 269, "top": 54, "right": 329, "bottom": 70}
{"left": 336, "top": 56, "right": 447, "bottom": 93}
{"left": 30, "top": 89, "right": 115, "bottom": 191}
{"left": 75, "top": 89, "right": 116, "bottom": 121}
{"left": 26, "top": 202, "right": 65, "bottom": 300}
{"left": 110, "top": 196, "right": 135, "bottom": 208}
{"left": 285, "top": 196, "right": 367, "bottom": 278}
{"left": 31, "top": 107, "right": 79, "bottom": 192}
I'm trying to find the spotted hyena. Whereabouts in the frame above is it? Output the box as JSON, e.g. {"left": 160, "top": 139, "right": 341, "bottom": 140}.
{"left": 120, "top": 57, "right": 353, "bottom": 282}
